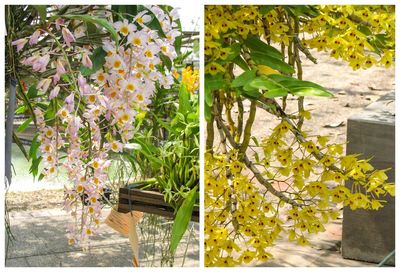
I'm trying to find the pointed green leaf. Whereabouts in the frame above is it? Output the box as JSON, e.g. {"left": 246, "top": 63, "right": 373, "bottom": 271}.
{"left": 245, "top": 35, "right": 282, "bottom": 59}
{"left": 231, "top": 70, "right": 257, "bottom": 88}
{"left": 16, "top": 117, "right": 33, "bottom": 133}
{"left": 250, "top": 76, "right": 290, "bottom": 98}
{"left": 259, "top": 6, "right": 275, "bottom": 15}
{"left": 224, "top": 43, "right": 241, "bottom": 62}
{"left": 170, "top": 187, "right": 198, "bottom": 254}
{"left": 268, "top": 74, "right": 332, "bottom": 97}
{"left": 242, "top": 83, "right": 261, "bottom": 99}
{"left": 205, "top": 74, "right": 225, "bottom": 106}
{"left": 13, "top": 132, "right": 29, "bottom": 160}
{"left": 233, "top": 55, "right": 250, "bottom": 71}
{"left": 27, "top": 86, "right": 38, "bottom": 99}
{"left": 33, "top": 5, "right": 47, "bottom": 23}
{"left": 178, "top": 84, "right": 190, "bottom": 114}
{"left": 250, "top": 52, "right": 295, "bottom": 74}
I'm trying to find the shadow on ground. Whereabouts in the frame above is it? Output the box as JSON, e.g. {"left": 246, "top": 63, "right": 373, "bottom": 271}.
{"left": 5, "top": 208, "right": 199, "bottom": 267}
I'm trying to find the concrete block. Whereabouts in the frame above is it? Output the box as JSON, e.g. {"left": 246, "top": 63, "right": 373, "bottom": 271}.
{"left": 5, "top": 257, "right": 29, "bottom": 267}
{"left": 342, "top": 92, "right": 395, "bottom": 265}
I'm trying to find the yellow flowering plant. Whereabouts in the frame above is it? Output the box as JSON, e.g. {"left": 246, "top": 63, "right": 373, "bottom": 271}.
{"left": 205, "top": 5, "right": 394, "bottom": 267}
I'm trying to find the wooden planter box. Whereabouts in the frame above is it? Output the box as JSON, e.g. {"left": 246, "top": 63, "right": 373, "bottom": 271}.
{"left": 118, "top": 187, "right": 199, "bottom": 222}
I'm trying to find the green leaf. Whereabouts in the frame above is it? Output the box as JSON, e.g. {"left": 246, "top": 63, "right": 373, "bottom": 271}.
{"left": 284, "top": 5, "right": 319, "bottom": 18}
{"left": 79, "top": 47, "right": 106, "bottom": 76}
{"left": 16, "top": 117, "right": 33, "bottom": 133}
{"left": 205, "top": 74, "right": 225, "bottom": 106}
{"left": 250, "top": 76, "right": 289, "bottom": 98}
{"left": 268, "top": 74, "right": 333, "bottom": 97}
{"left": 60, "top": 15, "right": 119, "bottom": 46}
{"left": 13, "top": 132, "right": 28, "bottom": 160}
{"left": 242, "top": 83, "right": 261, "bottom": 99}
{"left": 358, "top": 25, "right": 372, "bottom": 36}
{"left": 173, "top": 18, "right": 182, "bottom": 54}
{"left": 132, "top": 137, "right": 163, "bottom": 169}
{"left": 224, "top": 43, "right": 241, "bottom": 62}
{"left": 231, "top": 70, "right": 257, "bottom": 88}
{"left": 29, "top": 134, "right": 40, "bottom": 159}
{"left": 159, "top": 53, "right": 172, "bottom": 71}
{"left": 15, "top": 105, "right": 27, "bottom": 114}
{"left": 29, "top": 156, "right": 42, "bottom": 177}
{"left": 251, "top": 74, "right": 332, "bottom": 98}
{"left": 170, "top": 187, "right": 198, "bottom": 254}
{"left": 233, "top": 56, "right": 250, "bottom": 71}
{"left": 244, "top": 35, "right": 282, "bottom": 59}
{"left": 259, "top": 6, "right": 275, "bottom": 15}
{"left": 33, "top": 5, "right": 47, "bottom": 23}
{"left": 178, "top": 84, "right": 190, "bottom": 114}
{"left": 250, "top": 52, "right": 295, "bottom": 74}
{"left": 27, "top": 86, "right": 38, "bottom": 99}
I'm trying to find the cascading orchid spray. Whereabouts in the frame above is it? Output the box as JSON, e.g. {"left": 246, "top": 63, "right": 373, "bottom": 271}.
{"left": 13, "top": 5, "right": 181, "bottom": 247}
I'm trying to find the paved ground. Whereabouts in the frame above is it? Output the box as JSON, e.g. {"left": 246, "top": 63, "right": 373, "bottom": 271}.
{"left": 5, "top": 207, "right": 199, "bottom": 267}
{"left": 6, "top": 204, "right": 389, "bottom": 267}
{"left": 261, "top": 219, "right": 380, "bottom": 267}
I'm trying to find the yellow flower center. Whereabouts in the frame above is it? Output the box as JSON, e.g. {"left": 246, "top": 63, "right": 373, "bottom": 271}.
{"left": 46, "top": 129, "right": 54, "bottom": 137}
{"left": 121, "top": 113, "right": 129, "bottom": 122}
{"left": 133, "top": 38, "right": 141, "bottom": 46}
{"left": 97, "top": 74, "right": 105, "bottom": 82}
{"left": 136, "top": 94, "right": 144, "bottom": 102}
{"left": 126, "top": 83, "right": 135, "bottom": 91}
{"left": 88, "top": 94, "right": 96, "bottom": 103}
{"left": 113, "top": 60, "right": 121, "bottom": 69}
{"left": 120, "top": 26, "right": 129, "bottom": 35}
{"left": 92, "top": 161, "right": 99, "bottom": 169}
{"left": 76, "top": 185, "right": 84, "bottom": 193}
{"left": 111, "top": 142, "right": 119, "bottom": 152}
{"left": 144, "top": 50, "right": 153, "bottom": 58}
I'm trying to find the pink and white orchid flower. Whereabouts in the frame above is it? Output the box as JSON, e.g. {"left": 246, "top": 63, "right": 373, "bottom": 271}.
{"left": 11, "top": 38, "right": 28, "bottom": 52}
{"left": 62, "top": 27, "right": 76, "bottom": 46}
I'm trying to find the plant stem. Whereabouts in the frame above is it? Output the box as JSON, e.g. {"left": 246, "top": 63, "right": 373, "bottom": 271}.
{"left": 239, "top": 100, "right": 256, "bottom": 159}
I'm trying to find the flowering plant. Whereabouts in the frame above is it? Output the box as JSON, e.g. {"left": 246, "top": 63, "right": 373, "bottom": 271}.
{"left": 204, "top": 5, "right": 394, "bottom": 266}
{"left": 6, "top": 5, "right": 194, "bottom": 249}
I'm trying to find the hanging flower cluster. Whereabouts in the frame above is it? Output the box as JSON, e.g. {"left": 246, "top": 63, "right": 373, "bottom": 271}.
{"left": 205, "top": 119, "right": 395, "bottom": 266}
{"left": 13, "top": 5, "right": 180, "bottom": 247}
{"left": 205, "top": 5, "right": 394, "bottom": 73}
{"left": 204, "top": 4, "right": 395, "bottom": 267}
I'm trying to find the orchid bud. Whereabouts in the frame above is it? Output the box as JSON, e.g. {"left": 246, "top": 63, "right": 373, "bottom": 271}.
{"left": 62, "top": 27, "right": 76, "bottom": 46}
{"left": 29, "top": 29, "right": 41, "bottom": 46}
{"left": 49, "top": 86, "right": 60, "bottom": 100}
{"left": 11, "top": 38, "right": 28, "bottom": 52}
{"left": 37, "top": 78, "right": 52, "bottom": 92}
{"left": 82, "top": 53, "right": 93, "bottom": 69}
